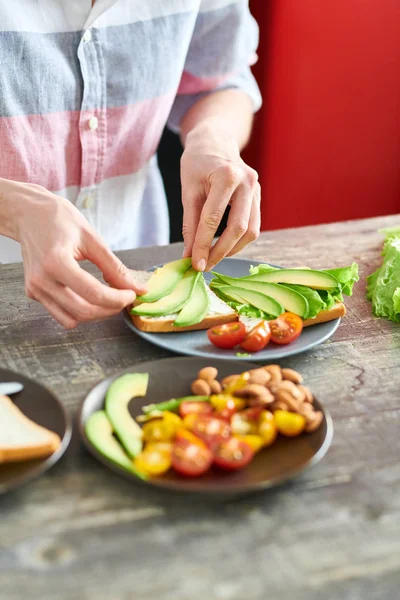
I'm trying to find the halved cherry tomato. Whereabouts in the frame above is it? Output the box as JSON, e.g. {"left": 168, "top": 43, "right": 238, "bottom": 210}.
{"left": 175, "top": 428, "right": 207, "bottom": 448}
{"left": 179, "top": 401, "right": 213, "bottom": 419}
{"left": 269, "top": 312, "right": 303, "bottom": 345}
{"left": 207, "top": 322, "right": 246, "bottom": 349}
{"left": 190, "top": 416, "right": 231, "bottom": 450}
{"left": 214, "top": 398, "right": 237, "bottom": 422}
{"left": 223, "top": 372, "right": 251, "bottom": 393}
{"left": 274, "top": 410, "right": 306, "bottom": 437}
{"left": 213, "top": 438, "right": 254, "bottom": 471}
{"left": 258, "top": 420, "right": 278, "bottom": 447}
{"left": 142, "top": 419, "right": 176, "bottom": 443}
{"left": 210, "top": 394, "right": 246, "bottom": 412}
{"left": 241, "top": 407, "right": 264, "bottom": 421}
{"left": 234, "top": 434, "right": 264, "bottom": 454}
{"left": 240, "top": 321, "right": 271, "bottom": 353}
{"left": 134, "top": 443, "right": 172, "bottom": 476}
{"left": 231, "top": 413, "right": 258, "bottom": 435}
{"left": 172, "top": 439, "right": 213, "bottom": 477}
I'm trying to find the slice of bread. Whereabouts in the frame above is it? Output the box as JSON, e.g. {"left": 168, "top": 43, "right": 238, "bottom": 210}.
{"left": 130, "top": 286, "right": 238, "bottom": 332}
{"left": 0, "top": 395, "right": 61, "bottom": 463}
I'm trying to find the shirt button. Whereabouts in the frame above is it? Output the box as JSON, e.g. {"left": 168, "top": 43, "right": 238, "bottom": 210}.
{"left": 83, "top": 29, "right": 92, "bottom": 43}
{"left": 82, "top": 195, "right": 94, "bottom": 209}
{"left": 88, "top": 116, "right": 98, "bottom": 130}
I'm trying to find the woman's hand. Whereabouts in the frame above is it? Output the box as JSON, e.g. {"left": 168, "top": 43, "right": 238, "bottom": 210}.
{"left": 180, "top": 119, "right": 261, "bottom": 272}
{"left": 3, "top": 180, "right": 146, "bottom": 329}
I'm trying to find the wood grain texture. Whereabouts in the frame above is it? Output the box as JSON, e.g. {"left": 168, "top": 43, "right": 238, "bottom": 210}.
{"left": 1, "top": 215, "right": 400, "bottom": 600}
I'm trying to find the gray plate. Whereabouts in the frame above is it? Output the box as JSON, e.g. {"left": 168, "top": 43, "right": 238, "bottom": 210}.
{"left": 124, "top": 258, "right": 340, "bottom": 361}
{"left": 78, "top": 358, "right": 333, "bottom": 497}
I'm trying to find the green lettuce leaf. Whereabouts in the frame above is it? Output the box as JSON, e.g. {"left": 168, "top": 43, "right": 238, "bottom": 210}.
{"left": 367, "top": 233, "right": 400, "bottom": 322}
{"left": 248, "top": 264, "right": 278, "bottom": 275}
{"left": 324, "top": 262, "right": 359, "bottom": 296}
{"left": 284, "top": 284, "right": 325, "bottom": 319}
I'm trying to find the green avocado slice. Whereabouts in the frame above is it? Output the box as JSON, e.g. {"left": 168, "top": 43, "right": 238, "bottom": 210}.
{"left": 105, "top": 373, "right": 149, "bottom": 458}
{"left": 138, "top": 258, "right": 192, "bottom": 303}
{"left": 174, "top": 273, "right": 210, "bottom": 327}
{"left": 132, "top": 269, "right": 199, "bottom": 317}
{"left": 218, "top": 286, "right": 284, "bottom": 317}
{"left": 211, "top": 274, "right": 309, "bottom": 318}
{"left": 85, "top": 411, "right": 147, "bottom": 480}
{"left": 241, "top": 269, "right": 338, "bottom": 291}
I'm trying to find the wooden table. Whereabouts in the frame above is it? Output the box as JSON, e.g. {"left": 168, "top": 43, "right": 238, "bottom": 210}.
{"left": 1, "top": 215, "right": 400, "bottom": 600}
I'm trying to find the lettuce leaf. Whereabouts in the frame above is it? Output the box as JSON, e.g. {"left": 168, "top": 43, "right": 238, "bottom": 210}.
{"left": 323, "top": 262, "right": 359, "bottom": 296}
{"left": 284, "top": 284, "right": 325, "bottom": 319}
{"left": 248, "top": 264, "right": 278, "bottom": 275}
{"left": 367, "top": 231, "right": 400, "bottom": 322}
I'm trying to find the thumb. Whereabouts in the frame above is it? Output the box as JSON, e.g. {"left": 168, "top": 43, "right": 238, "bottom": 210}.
{"left": 83, "top": 232, "right": 148, "bottom": 294}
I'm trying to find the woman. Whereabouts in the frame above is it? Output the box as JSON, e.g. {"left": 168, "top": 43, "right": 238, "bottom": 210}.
{"left": 0, "top": 0, "right": 261, "bottom": 328}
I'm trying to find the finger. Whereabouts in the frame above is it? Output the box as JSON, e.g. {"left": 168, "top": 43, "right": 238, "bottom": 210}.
{"left": 84, "top": 231, "right": 148, "bottom": 295}
{"left": 181, "top": 190, "right": 203, "bottom": 259}
{"left": 191, "top": 167, "right": 238, "bottom": 270}
{"left": 206, "top": 182, "right": 253, "bottom": 270}
{"left": 35, "top": 291, "right": 78, "bottom": 330}
{"left": 44, "top": 280, "right": 125, "bottom": 322}
{"left": 55, "top": 257, "right": 136, "bottom": 310}
{"left": 227, "top": 182, "right": 261, "bottom": 257}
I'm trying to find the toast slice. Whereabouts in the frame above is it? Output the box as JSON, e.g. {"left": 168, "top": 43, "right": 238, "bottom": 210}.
{"left": 0, "top": 395, "right": 61, "bottom": 463}
{"left": 130, "top": 286, "right": 238, "bottom": 332}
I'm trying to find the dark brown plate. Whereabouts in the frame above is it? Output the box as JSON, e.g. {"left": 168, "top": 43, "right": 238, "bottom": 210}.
{"left": 0, "top": 369, "right": 72, "bottom": 494}
{"left": 78, "top": 358, "right": 333, "bottom": 497}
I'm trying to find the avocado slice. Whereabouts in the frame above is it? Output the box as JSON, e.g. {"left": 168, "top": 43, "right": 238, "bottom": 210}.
{"left": 85, "top": 411, "right": 147, "bottom": 480}
{"left": 242, "top": 269, "right": 338, "bottom": 291}
{"left": 218, "top": 286, "right": 284, "bottom": 317}
{"left": 210, "top": 274, "right": 309, "bottom": 317}
{"left": 138, "top": 258, "right": 192, "bottom": 303}
{"left": 105, "top": 373, "right": 149, "bottom": 458}
{"left": 174, "top": 273, "right": 210, "bottom": 327}
{"left": 131, "top": 269, "right": 199, "bottom": 317}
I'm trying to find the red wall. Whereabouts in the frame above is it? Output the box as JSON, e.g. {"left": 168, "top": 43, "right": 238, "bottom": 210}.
{"left": 245, "top": 1, "right": 400, "bottom": 231}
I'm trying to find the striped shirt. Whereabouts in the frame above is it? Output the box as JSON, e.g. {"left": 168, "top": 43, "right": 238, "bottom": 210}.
{"left": 0, "top": 0, "right": 261, "bottom": 263}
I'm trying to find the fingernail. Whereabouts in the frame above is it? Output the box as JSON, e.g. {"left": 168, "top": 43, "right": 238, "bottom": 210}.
{"left": 197, "top": 258, "right": 206, "bottom": 272}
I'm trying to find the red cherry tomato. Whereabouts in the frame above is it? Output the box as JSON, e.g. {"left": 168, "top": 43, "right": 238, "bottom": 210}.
{"left": 213, "top": 438, "right": 254, "bottom": 471}
{"left": 179, "top": 401, "right": 213, "bottom": 419}
{"left": 269, "top": 312, "right": 303, "bottom": 345}
{"left": 240, "top": 321, "right": 271, "bottom": 353}
{"left": 171, "top": 439, "right": 213, "bottom": 477}
{"left": 191, "top": 416, "right": 232, "bottom": 450}
{"left": 207, "top": 321, "right": 246, "bottom": 350}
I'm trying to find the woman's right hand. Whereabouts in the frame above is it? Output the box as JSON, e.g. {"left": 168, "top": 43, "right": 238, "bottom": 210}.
{"left": 1, "top": 179, "right": 146, "bottom": 329}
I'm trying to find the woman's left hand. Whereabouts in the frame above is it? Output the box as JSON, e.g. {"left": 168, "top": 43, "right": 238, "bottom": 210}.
{"left": 180, "top": 120, "right": 261, "bottom": 272}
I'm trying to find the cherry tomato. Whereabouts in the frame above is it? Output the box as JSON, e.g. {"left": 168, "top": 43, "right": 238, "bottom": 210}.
{"left": 240, "top": 321, "right": 271, "bottom": 353}
{"left": 258, "top": 420, "right": 278, "bottom": 447}
{"left": 234, "top": 434, "right": 264, "bottom": 454}
{"left": 214, "top": 398, "right": 237, "bottom": 422}
{"left": 274, "top": 410, "right": 306, "bottom": 437}
{"left": 241, "top": 407, "right": 264, "bottom": 421}
{"left": 231, "top": 413, "right": 258, "bottom": 435}
{"left": 207, "top": 322, "right": 246, "bottom": 349}
{"left": 213, "top": 438, "right": 254, "bottom": 471}
{"left": 269, "top": 312, "right": 303, "bottom": 345}
{"left": 179, "top": 401, "right": 212, "bottom": 419}
{"left": 190, "top": 416, "right": 231, "bottom": 450}
{"left": 142, "top": 419, "right": 176, "bottom": 443}
{"left": 172, "top": 439, "right": 213, "bottom": 477}
{"left": 210, "top": 394, "right": 246, "bottom": 412}
{"left": 175, "top": 428, "right": 207, "bottom": 448}
{"left": 223, "top": 372, "right": 251, "bottom": 393}
{"left": 259, "top": 410, "right": 275, "bottom": 424}
{"left": 134, "top": 443, "right": 172, "bottom": 476}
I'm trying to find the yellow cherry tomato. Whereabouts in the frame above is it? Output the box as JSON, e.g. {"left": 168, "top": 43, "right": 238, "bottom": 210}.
{"left": 142, "top": 419, "right": 175, "bottom": 443}
{"left": 210, "top": 394, "right": 246, "bottom": 411}
{"left": 259, "top": 410, "right": 274, "bottom": 424}
{"left": 134, "top": 444, "right": 172, "bottom": 476}
{"left": 182, "top": 413, "right": 198, "bottom": 431}
{"left": 258, "top": 420, "right": 278, "bottom": 447}
{"left": 231, "top": 413, "right": 258, "bottom": 435}
{"left": 274, "top": 410, "right": 306, "bottom": 437}
{"left": 163, "top": 411, "right": 183, "bottom": 431}
{"left": 234, "top": 434, "right": 264, "bottom": 453}
{"left": 224, "top": 372, "right": 251, "bottom": 393}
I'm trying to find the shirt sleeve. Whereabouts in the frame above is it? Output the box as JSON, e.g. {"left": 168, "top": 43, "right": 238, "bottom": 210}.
{"left": 167, "top": 1, "right": 262, "bottom": 133}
